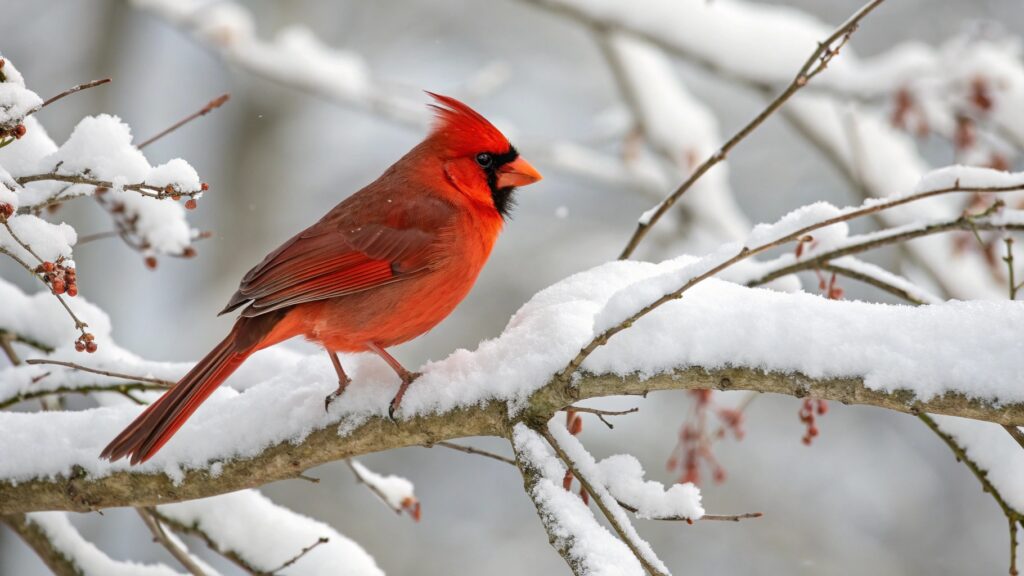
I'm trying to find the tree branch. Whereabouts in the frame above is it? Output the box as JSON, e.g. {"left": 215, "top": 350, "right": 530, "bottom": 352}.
{"left": 3, "top": 364, "right": 1022, "bottom": 515}
{"left": 1, "top": 514, "right": 82, "bottom": 576}
{"left": 614, "top": 0, "right": 887, "bottom": 259}
{"left": 137, "top": 507, "right": 208, "bottom": 576}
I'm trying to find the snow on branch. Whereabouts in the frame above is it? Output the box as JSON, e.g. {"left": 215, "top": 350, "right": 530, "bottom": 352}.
{"left": 511, "top": 424, "right": 646, "bottom": 576}
{"left": 346, "top": 460, "right": 420, "bottom": 521}
{"left": 2, "top": 512, "right": 187, "bottom": 576}
{"left": 155, "top": 490, "right": 383, "bottom": 576}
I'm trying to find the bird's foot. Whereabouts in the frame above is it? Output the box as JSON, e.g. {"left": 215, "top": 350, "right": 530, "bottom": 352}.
{"left": 388, "top": 371, "right": 422, "bottom": 422}
{"left": 324, "top": 376, "right": 352, "bottom": 412}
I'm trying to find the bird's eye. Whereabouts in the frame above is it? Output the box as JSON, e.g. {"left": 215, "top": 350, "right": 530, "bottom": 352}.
{"left": 476, "top": 153, "right": 494, "bottom": 168}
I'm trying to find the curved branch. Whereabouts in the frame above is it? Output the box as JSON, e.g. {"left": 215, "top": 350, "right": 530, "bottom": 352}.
{"left": 2, "top": 364, "right": 1022, "bottom": 515}
{"left": 748, "top": 216, "right": 1024, "bottom": 288}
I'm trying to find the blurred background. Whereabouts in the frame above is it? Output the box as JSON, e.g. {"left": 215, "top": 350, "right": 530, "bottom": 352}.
{"left": 2, "top": 0, "right": 1022, "bottom": 574}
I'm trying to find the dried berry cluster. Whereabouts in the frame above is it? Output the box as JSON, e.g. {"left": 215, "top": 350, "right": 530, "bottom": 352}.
{"left": 74, "top": 332, "right": 97, "bottom": 354}
{"left": 36, "top": 259, "right": 78, "bottom": 297}
{"left": 798, "top": 398, "right": 828, "bottom": 446}
{"left": 93, "top": 185, "right": 206, "bottom": 269}
{"left": 666, "top": 390, "right": 745, "bottom": 486}
{"left": 0, "top": 202, "right": 13, "bottom": 220}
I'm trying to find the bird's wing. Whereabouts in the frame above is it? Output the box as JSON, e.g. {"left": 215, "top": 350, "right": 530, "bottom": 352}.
{"left": 221, "top": 193, "right": 455, "bottom": 317}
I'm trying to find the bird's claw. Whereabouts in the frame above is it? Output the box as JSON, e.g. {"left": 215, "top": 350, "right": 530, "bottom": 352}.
{"left": 387, "top": 371, "right": 421, "bottom": 423}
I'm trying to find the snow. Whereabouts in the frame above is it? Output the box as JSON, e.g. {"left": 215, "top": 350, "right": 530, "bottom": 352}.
{"left": 349, "top": 460, "right": 417, "bottom": 515}
{"left": 2, "top": 233, "right": 1023, "bottom": 482}
{"left": 596, "top": 454, "right": 704, "bottom": 520}
{"left": 158, "top": 490, "right": 384, "bottom": 576}
{"left": 512, "top": 424, "right": 645, "bottom": 576}
{"left": 0, "top": 57, "right": 42, "bottom": 130}
{"left": 547, "top": 422, "right": 670, "bottom": 574}
{"left": 914, "top": 165, "right": 1024, "bottom": 192}
{"left": 744, "top": 202, "right": 846, "bottom": 248}
{"left": 609, "top": 35, "right": 749, "bottom": 242}
{"left": 828, "top": 256, "right": 944, "bottom": 305}
{"left": 20, "top": 513, "right": 185, "bottom": 576}
{"left": 36, "top": 114, "right": 199, "bottom": 254}
{"left": 0, "top": 214, "right": 77, "bottom": 263}
{"left": 933, "top": 416, "right": 1024, "bottom": 513}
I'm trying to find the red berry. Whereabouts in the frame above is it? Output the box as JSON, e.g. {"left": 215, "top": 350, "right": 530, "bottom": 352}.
{"left": 200, "top": 182, "right": 209, "bottom": 191}
{"left": 182, "top": 246, "right": 196, "bottom": 258}
{"left": 0, "top": 203, "right": 12, "bottom": 219}
{"left": 145, "top": 256, "right": 158, "bottom": 269}
{"left": 67, "top": 284, "right": 78, "bottom": 297}
{"left": 13, "top": 124, "right": 26, "bottom": 139}
{"left": 83, "top": 333, "right": 94, "bottom": 342}
{"left": 74, "top": 341, "right": 86, "bottom": 352}
{"left": 51, "top": 279, "right": 65, "bottom": 294}
{"left": 42, "top": 261, "right": 54, "bottom": 273}
{"left": 185, "top": 199, "right": 197, "bottom": 210}
{"left": 164, "top": 185, "right": 174, "bottom": 196}
{"left": 85, "top": 341, "right": 98, "bottom": 353}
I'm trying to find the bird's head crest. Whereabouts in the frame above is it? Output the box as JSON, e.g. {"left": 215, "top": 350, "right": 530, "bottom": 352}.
{"left": 426, "top": 92, "right": 512, "bottom": 156}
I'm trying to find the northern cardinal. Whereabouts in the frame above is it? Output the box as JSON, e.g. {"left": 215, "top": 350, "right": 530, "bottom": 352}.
{"left": 101, "top": 93, "right": 542, "bottom": 464}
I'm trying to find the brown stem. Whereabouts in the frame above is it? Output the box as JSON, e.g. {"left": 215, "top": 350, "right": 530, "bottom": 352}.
{"left": 137, "top": 93, "right": 230, "bottom": 150}
{"left": 616, "top": 0, "right": 887, "bottom": 259}
{"left": 137, "top": 507, "right": 208, "bottom": 576}
{"left": 40, "top": 78, "right": 111, "bottom": 109}
{"left": 24, "top": 358, "right": 175, "bottom": 387}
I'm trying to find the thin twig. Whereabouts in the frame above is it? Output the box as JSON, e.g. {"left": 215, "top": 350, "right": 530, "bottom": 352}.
{"left": 617, "top": 0, "right": 887, "bottom": 259}
{"left": 137, "top": 93, "right": 230, "bottom": 149}
{"left": 40, "top": 78, "right": 111, "bottom": 109}
{"left": 0, "top": 224, "right": 89, "bottom": 334}
{"left": 615, "top": 500, "right": 762, "bottom": 523}
{"left": 567, "top": 405, "right": 639, "bottom": 429}
{"left": 344, "top": 459, "right": 404, "bottom": 516}
{"left": 137, "top": 507, "right": 208, "bottom": 576}
{"left": 266, "top": 537, "right": 329, "bottom": 574}
{"left": 0, "top": 332, "right": 21, "bottom": 366}
{"left": 151, "top": 510, "right": 268, "bottom": 575}
{"left": 748, "top": 211, "right": 1023, "bottom": 289}
{"left": 539, "top": 426, "right": 670, "bottom": 576}
{"left": 24, "top": 359, "right": 175, "bottom": 387}
{"left": 820, "top": 263, "right": 931, "bottom": 306}
{"left": 917, "top": 413, "right": 1023, "bottom": 575}
{"left": 75, "top": 230, "right": 121, "bottom": 245}
{"left": 15, "top": 172, "right": 198, "bottom": 201}
{"left": 559, "top": 181, "right": 1024, "bottom": 382}
{"left": 0, "top": 382, "right": 167, "bottom": 410}
{"left": 428, "top": 440, "right": 517, "bottom": 466}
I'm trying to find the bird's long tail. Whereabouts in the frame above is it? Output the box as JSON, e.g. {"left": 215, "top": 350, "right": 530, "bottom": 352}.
{"left": 101, "top": 311, "right": 287, "bottom": 464}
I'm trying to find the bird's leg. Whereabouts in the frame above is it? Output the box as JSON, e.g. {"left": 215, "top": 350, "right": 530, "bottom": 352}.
{"left": 324, "top": 350, "right": 352, "bottom": 412}
{"left": 365, "top": 342, "right": 420, "bottom": 421}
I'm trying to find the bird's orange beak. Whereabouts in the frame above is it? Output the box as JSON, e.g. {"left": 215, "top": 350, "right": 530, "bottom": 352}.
{"left": 496, "top": 157, "right": 542, "bottom": 188}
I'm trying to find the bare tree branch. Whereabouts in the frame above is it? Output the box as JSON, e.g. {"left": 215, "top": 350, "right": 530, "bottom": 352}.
{"left": 23, "top": 358, "right": 175, "bottom": 387}
{"left": 137, "top": 506, "right": 208, "bottom": 576}
{"left": 1, "top": 514, "right": 84, "bottom": 576}
{"left": 613, "top": 0, "right": 887, "bottom": 259}
{"left": 137, "top": 93, "right": 230, "bottom": 150}
{"left": 39, "top": 78, "right": 111, "bottom": 109}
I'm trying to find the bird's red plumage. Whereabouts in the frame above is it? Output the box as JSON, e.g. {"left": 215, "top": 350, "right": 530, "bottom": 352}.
{"left": 101, "top": 93, "right": 542, "bottom": 464}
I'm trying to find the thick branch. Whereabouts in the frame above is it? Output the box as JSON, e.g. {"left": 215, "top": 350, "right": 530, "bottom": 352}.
{"left": 2, "top": 365, "right": 1022, "bottom": 514}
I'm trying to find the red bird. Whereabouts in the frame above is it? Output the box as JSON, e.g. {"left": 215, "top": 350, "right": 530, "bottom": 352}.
{"left": 101, "top": 93, "right": 542, "bottom": 464}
